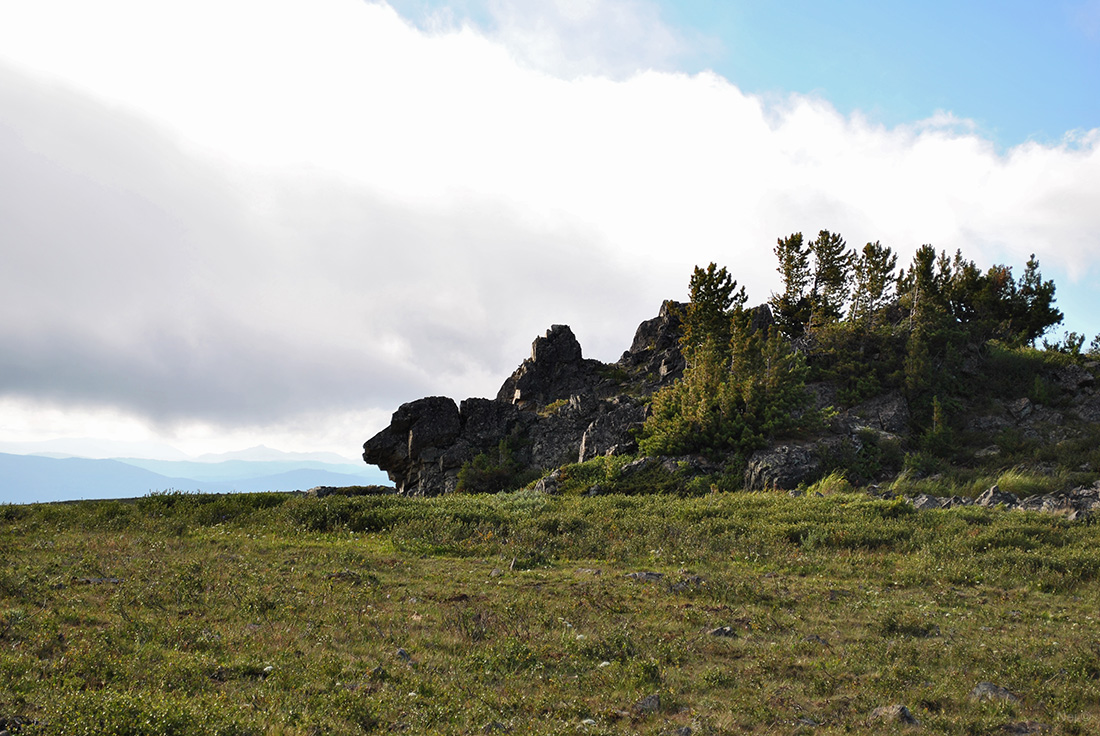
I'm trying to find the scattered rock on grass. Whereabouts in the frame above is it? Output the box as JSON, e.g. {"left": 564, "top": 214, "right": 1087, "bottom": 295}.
{"left": 911, "top": 494, "right": 945, "bottom": 510}
{"left": 870, "top": 704, "right": 920, "bottom": 726}
{"left": 970, "top": 682, "right": 1020, "bottom": 703}
{"left": 976, "top": 486, "right": 1020, "bottom": 509}
{"left": 633, "top": 694, "right": 660, "bottom": 714}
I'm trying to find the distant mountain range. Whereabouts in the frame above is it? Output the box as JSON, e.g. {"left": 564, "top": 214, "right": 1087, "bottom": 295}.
{"left": 0, "top": 450, "right": 390, "bottom": 505}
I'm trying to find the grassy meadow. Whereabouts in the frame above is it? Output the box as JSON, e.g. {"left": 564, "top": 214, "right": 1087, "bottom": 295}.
{"left": 3, "top": 486, "right": 1100, "bottom": 734}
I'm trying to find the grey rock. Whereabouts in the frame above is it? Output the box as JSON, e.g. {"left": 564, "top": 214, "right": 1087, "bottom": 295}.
{"left": 1056, "top": 364, "right": 1094, "bottom": 392}
{"left": 744, "top": 442, "right": 822, "bottom": 491}
{"left": 626, "top": 571, "right": 664, "bottom": 583}
{"left": 969, "top": 681, "right": 1020, "bottom": 703}
{"left": 578, "top": 398, "right": 646, "bottom": 461}
{"left": 869, "top": 704, "right": 920, "bottom": 725}
{"left": 534, "top": 469, "right": 561, "bottom": 495}
{"left": 976, "top": 485, "right": 1020, "bottom": 509}
{"left": 1075, "top": 395, "right": 1100, "bottom": 422}
{"left": 619, "top": 300, "right": 686, "bottom": 386}
{"left": 496, "top": 325, "right": 600, "bottom": 409}
{"left": 363, "top": 396, "right": 465, "bottom": 495}
{"left": 365, "top": 307, "right": 685, "bottom": 496}
{"left": 911, "top": 493, "right": 945, "bottom": 510}
{"left": 633, "top": 693, "right": 660, "bottom": 714}
{"left": 1009, "top": 397, "right": 1034, "bottom": 420}
{"left": 850, "top": 390, "right": 910, "bottom": 434}
{"left": 969, "top": 414, "right": 1012, "bottom": 432}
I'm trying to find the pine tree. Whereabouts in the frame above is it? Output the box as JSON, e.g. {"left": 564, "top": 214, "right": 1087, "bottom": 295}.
{"left": 680, "top": 263, "right": 745, "bottom": 366}
{"left": 848, "top": 240, "right": 898, "bottom": 328}
{"left": 770, "top": 232, "right": 812, "bottom": 337}
{"left": 808, "top": 229, "right": 852, "bottom": 324}
{"left": 898, "top": 245, "right": 946, "bottom": 329}
{"left": 1013, "top": 254, "right": 1062, "bottom": 345}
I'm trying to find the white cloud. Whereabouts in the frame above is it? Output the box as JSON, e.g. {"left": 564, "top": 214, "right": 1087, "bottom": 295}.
{"left": 1, "top": 0, "right": 1098, "bottom": 455}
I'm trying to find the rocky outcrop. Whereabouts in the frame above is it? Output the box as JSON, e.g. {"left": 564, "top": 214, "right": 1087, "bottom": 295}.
{"left": 496, "top": 324, "right": 607, "bottom": 408}
{"left": 364, "top": 315, "right": 669, "bottom": 496}
{"left": 618, "top": 300, "right": 686, "bottom": 387}
{"left": 362, "top": 297, "right": 1100, "bottom": 499}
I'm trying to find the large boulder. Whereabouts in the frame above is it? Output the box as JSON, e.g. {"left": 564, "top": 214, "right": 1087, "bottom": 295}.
{"left": 743, "top": 442, "right": 823, "bottom": 491}
{"left": 363, "top": 397, "right": 463, "bottom": 495}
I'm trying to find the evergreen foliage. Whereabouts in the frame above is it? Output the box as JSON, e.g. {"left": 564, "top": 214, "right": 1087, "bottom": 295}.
{"left": 642, "top": 233, "right": 1071, "bottom": 479}
{"left": 808, "top": 229, "right": 853, "bottom": 324}
{"left": 640, "top": 263, "right": 812, "bottom": 459}
{"left": 848, "top": 240, "right": 898, "bottom": 328}
{"left": 769, "top": 232, "right": 812, "bottom": 337}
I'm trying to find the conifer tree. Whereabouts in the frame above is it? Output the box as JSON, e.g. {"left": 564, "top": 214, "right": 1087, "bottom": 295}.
{"left": 897, "top": 245, "right": 946, "bottom": 329}
{"left": 1014, "top": 254, "right": 1062, "bottom": 345}
{"left": 680, "top": 263, "right": 745, "bottom": 367}
{"left": 848, "top": 240, "right": 898, "bottom": 327}
{"left": 770, "top": 232, "right": 812, "bottom": 337}
{"left": 808, "top": 229, "right": 852, "bottom": 324}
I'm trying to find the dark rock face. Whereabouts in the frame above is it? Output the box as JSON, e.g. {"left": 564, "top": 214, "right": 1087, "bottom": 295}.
{"left": 848, "top": 391, "right": 909, "bottom": 434}
{"left": 618, "top": 300, "right": 686, "bottom": 387}
{"left": 496, "top": 325, "right": 605, "bottom": 409}
{"left": 579, "top": 398, "right": 647, "bottom": 461}
{"left": 362, "top": 396, "right": 466, "bottom": 495}
{"left": 743, "top": 442, "right": 823, "bottom": 491}
{"left": 364, "top": 313, "right": 672, "bottom": 496}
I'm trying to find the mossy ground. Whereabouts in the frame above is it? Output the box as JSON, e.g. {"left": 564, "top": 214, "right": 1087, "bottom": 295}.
{"left": 3, "top": 490, "right": 1100, "bottom": 734}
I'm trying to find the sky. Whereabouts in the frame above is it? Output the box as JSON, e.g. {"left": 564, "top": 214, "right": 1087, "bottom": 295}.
{"left": 1, "top": 0, "right": 1098, "bottom": 464}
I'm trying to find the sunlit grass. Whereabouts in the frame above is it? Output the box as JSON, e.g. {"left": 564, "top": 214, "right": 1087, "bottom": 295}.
{"left": 2, "top": 490, "right": 1100, "bottom": 734}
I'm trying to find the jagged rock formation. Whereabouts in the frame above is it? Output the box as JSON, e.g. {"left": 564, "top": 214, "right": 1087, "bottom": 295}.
{"left": 364, "top": 300, "right": 1100, "bottom": 497}
{"left": 364, "top": 308, "right": 684, "bottom": 495}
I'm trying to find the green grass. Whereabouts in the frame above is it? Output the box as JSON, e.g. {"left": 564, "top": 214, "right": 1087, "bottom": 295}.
{"left": 3, "top": 490, "right": 1100, "bottom": 734}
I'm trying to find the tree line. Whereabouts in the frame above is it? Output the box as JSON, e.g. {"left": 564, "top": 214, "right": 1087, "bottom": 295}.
{"left": 638, "top": 230, "right": 1067, "bottom": 465}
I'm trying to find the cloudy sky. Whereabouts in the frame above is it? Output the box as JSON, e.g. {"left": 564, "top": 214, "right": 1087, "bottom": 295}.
{"left": 1, "top": 0, "right": 1098, "bottom": 462}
